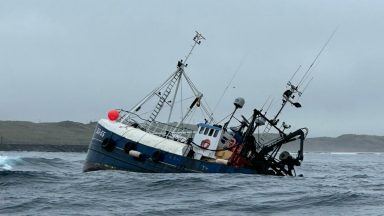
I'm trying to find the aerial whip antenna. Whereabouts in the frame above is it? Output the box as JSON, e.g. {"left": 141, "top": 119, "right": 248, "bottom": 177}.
{"left": 262, "top": 27, "right": 338, "bottom": 136}
{"left": 298, "top": 27, "right": 338, "bottom": 87}
{"left": 184, "top": 31, "right": 205, "bottom": 64}
{"left": 264, "top": 98, "right": 274, "bottom": 115}
{"left": 260, "top": 96, "right": 272, "bottom": 111}
{"left": 289, "top": 65, "right": 302, "bottom": 83}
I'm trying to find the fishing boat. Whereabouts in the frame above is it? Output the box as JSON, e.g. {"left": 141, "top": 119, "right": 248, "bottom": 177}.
{"left": 83, "top": 32, "right": 310, "bottom": 176}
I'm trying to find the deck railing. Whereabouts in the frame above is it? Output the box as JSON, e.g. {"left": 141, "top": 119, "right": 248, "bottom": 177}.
{"left": 117, "top": 109, "right": 195, "bottom": 143}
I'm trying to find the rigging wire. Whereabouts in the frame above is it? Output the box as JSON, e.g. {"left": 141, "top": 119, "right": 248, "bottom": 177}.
{"left": 202, "top": 98, "right": 214, "bottom": 122}
{"left": 217, "top": 112, "right": 234, "bottom": 124}
{"left": 212, "top": 54, "right": 248, "bottom": 114}
{"left": 182, "top": 71, "right": 214, "bottom": 120}
{"left": 187, "top": 107, "right": 197, "bottom": 123}
{"left": 128, "top": 70, "right": 177, "bottom": 113}
{"left": 198, "top": 106, "right": 209, "bottom": 123}
{"left": 201, "top": 104, "right": 214, "bottom": 122}
{"left": 183, "top": 72, "right": 200, "bottom": 96}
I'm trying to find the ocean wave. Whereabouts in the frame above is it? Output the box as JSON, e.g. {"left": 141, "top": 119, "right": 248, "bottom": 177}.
{"left": 350, "top": 174, "right": 369, "bottom": 178}
{"left": 1, "top": 152, "right": 384, "bottom": 215}
{"left": 0, "top": 155, "right": 78, "bottom": 172}
{"left": 0, "top": 170, "right": 62, "bottom": 188}
{"left": 0, "top": 155, "right": 22, "bottom": 170}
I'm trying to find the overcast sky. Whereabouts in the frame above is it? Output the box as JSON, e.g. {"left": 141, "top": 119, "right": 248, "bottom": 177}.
{"left": 0, "top": 0, "right": 383, "bottom": 137}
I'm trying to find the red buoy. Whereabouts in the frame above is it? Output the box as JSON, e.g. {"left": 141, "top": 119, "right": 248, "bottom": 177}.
{"left": 108, "top": 109, "right": 119, "bottom": 121}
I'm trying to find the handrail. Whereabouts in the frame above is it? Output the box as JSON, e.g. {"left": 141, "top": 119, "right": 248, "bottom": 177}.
{"left": 116, "top": 109, "right": 195, "bottom": 143}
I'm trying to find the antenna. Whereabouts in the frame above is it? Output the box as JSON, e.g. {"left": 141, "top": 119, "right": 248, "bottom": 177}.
{"left": 298, "top": 27, "right": 338, "bottom": 87}
{"left": 288, "top": 65, "right": 302, "bottom": 84}
{"left": 260, "top": 96, "right": 272, "bottom": 111}
{"left": 260, "top": 28, "right": 337, "bottom": 143}
{"left": 264, "top": 98, "right": 274, "bottom": 114}
{"left": 184, "top": 31, "right": 205, "bottom": 64}
{"left": 223, "top": 97, "right": 245, "bottom": 130}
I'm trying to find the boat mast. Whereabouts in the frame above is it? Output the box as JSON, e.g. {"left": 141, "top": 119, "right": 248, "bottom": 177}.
{"left": 173, "top": 32, "right": 207, "bottom": 127}
{"left": 148, "top": 31, "right": 206, "bottom": 124}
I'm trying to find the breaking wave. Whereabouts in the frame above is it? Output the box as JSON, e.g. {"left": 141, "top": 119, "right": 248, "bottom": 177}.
{"left": 0, "top": 155, "right": 21, "bottom": 170}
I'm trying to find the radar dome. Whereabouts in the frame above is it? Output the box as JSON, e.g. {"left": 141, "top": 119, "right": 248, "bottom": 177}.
{"left": 234, "top": 97, "right": 245, "bottom": 109}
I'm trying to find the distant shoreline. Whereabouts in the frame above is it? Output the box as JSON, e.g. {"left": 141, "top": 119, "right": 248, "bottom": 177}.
{"left": 1, "top": 143, "right": 383, "bottom": 153}
{"left": 1, "top": 120, "right": 383, "bottom": 152}
{"left": 0, "top": 143, "right": 88, "bottom": 152}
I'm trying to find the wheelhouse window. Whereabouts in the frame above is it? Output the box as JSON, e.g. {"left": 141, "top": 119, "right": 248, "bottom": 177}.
{"left": 199, "top": 125, "right": 220, "bottom": 137}
{"left": 208, "top": 129, "right": 214, "bottom": 136}
{"left": 204, "top": 127, "right": 209, "bottom": 135}
{"left": 213, "top": 130, "right": 219, "bottom": 137}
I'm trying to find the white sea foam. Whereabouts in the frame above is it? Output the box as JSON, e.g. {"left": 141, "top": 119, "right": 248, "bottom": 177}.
{"left": 0, "top": 155, "right": 21, "bottom": 170}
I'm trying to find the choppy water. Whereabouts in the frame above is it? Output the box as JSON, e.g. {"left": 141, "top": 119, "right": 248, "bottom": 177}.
{"left": 1, "top": 151, "right": 383, "bottom": 216}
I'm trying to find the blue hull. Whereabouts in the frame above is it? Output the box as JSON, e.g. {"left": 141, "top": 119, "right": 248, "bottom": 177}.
{"left": 83, "top": 123, "right": 259, "bottom": 174}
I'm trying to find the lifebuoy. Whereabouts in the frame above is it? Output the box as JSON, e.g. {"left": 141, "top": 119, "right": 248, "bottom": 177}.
{"left": 124, "top": 141, "right": 137, "bottom": 153}
{"left": 200, "top": 139, "right": 211, "bottom": 149}
{"left": 101, "top": 138, "right": 116, "bottom": 152}
{"left": 151, "top": 151, "right": 163, "bottom": 162}
{"left": 228, "top": 138, "right": 237, "bottom": 148}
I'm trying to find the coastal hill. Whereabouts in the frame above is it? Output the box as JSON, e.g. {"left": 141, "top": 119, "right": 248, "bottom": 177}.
{"left": 306, "top": 134, "right": 384, "bottom": 152}
{"left": 281, "top": 134, "right": 384, "bottom": 152}
{"left": 0, "top": 121, "right": 96, "bottom": 151}
{"left": 0, "top": 121, "right": 383, "bottom": 152}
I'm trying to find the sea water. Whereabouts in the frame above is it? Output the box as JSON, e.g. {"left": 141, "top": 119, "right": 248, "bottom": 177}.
{"left": 1, "top": 151, "right": 383, "bottom": 216}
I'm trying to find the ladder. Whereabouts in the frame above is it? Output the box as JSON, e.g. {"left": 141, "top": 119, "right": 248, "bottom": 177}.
{"left": 148, "top": 69, "right": 182, "bottom": 123}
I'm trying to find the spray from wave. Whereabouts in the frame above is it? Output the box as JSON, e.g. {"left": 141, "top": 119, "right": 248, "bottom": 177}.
{"left": 0, "top": 155, "right": 21, "bottom": 170}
